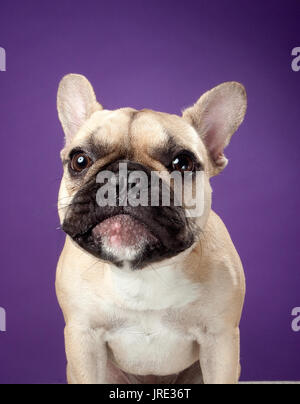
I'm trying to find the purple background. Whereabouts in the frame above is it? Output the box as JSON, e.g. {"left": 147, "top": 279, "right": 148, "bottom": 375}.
{"left": 0, "top": 0, "right": 299, "bottom": 384}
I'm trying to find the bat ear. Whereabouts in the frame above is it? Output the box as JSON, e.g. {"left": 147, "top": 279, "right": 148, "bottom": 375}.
{"left": 183, "top": 82, "right": 247, "bottom": 174}
{"left": 57, "top": 74, "right": 102, "bottom": 145}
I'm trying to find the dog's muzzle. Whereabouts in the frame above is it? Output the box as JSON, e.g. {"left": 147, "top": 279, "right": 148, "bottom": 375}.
{"left": 62, "top": 160, "right": 196, "bottom": 269}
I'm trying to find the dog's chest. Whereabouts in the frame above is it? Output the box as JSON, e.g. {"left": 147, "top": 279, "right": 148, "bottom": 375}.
{"left": 108, "top": 265, "right": 201, "bottom": 311}
{"left": 105, "top": 308, "right": 198, "bottom": 375}
{"left": 99, "top": 266, "right": 201, "bottom": 375}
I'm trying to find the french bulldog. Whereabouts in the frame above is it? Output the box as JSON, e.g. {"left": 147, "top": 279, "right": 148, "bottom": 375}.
{"left": 56, "top": 74, "right": 247, "bottom": 384}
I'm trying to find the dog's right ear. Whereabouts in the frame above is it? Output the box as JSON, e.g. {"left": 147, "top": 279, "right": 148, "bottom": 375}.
{"left": 57, "top": 74, "right": 103, "bottom": 145}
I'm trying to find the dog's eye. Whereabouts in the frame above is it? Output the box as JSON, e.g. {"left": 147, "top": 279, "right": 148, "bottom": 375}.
{"left": 172, "top": 154, "right": 195, "bottom": 173}
{"left": 71, "top": 153, "right": 92, "bottom": 173}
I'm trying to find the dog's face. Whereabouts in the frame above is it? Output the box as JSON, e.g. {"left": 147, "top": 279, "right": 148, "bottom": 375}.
{"left": 57, "top": 75, "right": 247, "bottom": 269}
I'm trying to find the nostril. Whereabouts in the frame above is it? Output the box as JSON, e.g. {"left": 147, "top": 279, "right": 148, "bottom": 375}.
{"left": 127, "top": 177, "right": 138, "bottom": 191}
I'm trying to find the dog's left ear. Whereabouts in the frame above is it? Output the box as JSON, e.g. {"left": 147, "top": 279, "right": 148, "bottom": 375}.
{"left": 183, "top": 82, "right": 247, "bottom": 174}
{"left": 57, "top": 74, "right": 103, "bottom": 145}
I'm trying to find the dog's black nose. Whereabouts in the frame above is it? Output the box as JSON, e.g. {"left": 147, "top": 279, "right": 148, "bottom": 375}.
{"left": 102, "top": 159, "right": 151, "bottom": 191}
{"left": 104, "top": 160, "right": 151, "bottom": 175}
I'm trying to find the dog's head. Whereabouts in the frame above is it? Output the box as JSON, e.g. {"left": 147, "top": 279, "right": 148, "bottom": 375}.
{"left": 57, "top": 74, "right": 247, "bottom": 269}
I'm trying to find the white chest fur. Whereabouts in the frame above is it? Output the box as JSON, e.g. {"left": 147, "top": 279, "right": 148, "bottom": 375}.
{"left": 109, "top": 263, "right": 201, "bottom": 311}
{"left": 101, "top": 264, "right": 201, "bottom": 375}
{"left": 105, "top": 308, "right": 199, "bottom": 376}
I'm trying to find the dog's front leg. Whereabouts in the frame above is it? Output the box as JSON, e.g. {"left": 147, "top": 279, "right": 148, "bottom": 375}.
{"left": 64, "top": 324, "right": 107, "bottom": 384}
{"left": 198, "top": 327, "right": 240, "bottom": 385}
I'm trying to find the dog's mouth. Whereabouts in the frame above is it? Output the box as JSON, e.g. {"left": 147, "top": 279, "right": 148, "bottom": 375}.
{"left": 68, "top": 211, "right": 165, "bottom": 268}
{"left": 91, "top": 214, "right": 159, "bottom": 249}
{"left": 61, "top": 158, "right": 198, "bottom": 268}
{"left": 63, "top": 198, "right": 195, "bottom": 269}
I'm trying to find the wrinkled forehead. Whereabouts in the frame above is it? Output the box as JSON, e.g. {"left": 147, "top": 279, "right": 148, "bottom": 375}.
{"left": 66, "top": 107, "right": 207, "bottom": 164}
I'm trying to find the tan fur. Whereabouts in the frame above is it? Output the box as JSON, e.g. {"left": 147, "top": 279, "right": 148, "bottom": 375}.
{"left": 56, "top": 74, "right": 247, "bottom": 384}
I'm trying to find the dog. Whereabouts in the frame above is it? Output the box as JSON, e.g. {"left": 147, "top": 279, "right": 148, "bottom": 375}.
{"left": 56, "top": 74, "right": 247, "bottom": 384}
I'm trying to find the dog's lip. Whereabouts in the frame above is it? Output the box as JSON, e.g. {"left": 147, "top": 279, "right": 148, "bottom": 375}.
{"left": 75, "top": 213, "right": 162, "bottom": 246}
{"left": 91, "top": 214, "right": 159, "bottom": 247}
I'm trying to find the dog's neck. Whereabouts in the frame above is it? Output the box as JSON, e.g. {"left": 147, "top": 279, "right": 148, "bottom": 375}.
{"left": 105, "top": 247, "right": 200, "bottom": 311}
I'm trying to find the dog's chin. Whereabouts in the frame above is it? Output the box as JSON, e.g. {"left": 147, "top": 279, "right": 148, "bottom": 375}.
{"left": 72, "top": 214, "right": 165, "bottom": 269}
{"left": 92, "top": 214, "right": 159, "bottom": 263}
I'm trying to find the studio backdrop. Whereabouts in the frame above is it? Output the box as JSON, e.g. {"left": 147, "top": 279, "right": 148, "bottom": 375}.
{"left": 0, "top": 0, "right": 299, "bottom": 383}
